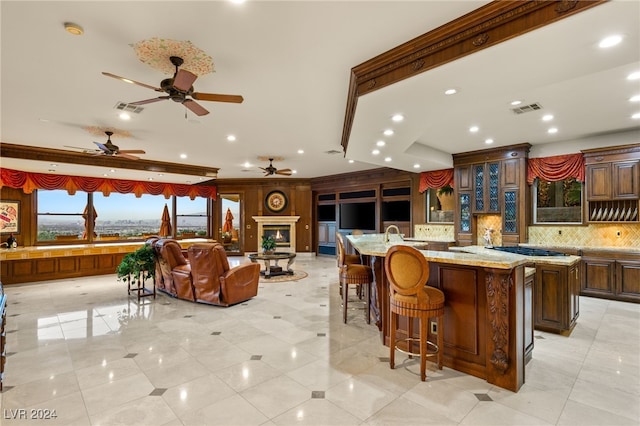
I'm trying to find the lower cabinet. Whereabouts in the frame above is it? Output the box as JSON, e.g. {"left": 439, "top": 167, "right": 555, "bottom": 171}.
{"left": 582, "top": 250, "right": 640, "bottom": 303}
{"left": 317, "top": 221, "right": 336, "bottom": 255}
{"left": 535, "top": 262, "right": 580, "bottom": 335}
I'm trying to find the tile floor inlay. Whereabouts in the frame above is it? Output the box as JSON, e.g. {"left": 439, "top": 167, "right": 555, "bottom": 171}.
{"left": 0, "top": 255, "right": 638, "bottom": 426}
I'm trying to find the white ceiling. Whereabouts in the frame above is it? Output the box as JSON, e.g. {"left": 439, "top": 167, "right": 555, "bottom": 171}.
{"left": 1, "top": 1, "right": 639, "bottom": 184}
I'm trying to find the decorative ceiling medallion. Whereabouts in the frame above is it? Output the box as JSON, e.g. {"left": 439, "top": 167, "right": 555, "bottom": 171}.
{"left": 83, "top": 126, "right": 132, "bottom": 138}
{"left": 472, "top": 33, "right": 490, "bottom": 47}
{"left": 131, "top": 38, "right": 215, "bottom": 76}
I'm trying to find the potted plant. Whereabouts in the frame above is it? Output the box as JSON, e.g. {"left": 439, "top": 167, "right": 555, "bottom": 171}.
{"left": 116, "top": 243, "right": 156, "bottom": 287}
{"left": 437, "top": 184, "right": 455, "bottom": 212}
{"left": 261, "top": 235, "right": 277, "bottom": 254}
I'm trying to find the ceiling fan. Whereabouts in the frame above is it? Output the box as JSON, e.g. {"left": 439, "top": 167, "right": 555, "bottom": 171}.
{"left": 260, "top": 157, "right": 292, "bottom": 176}
{"left": 102, "top": 56, "right": 243, "bottom": 116}
{"left": 66, "top": 131, "right": 145, "bottom": 160}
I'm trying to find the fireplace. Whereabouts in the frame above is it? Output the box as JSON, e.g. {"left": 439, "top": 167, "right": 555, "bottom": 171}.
{"left": 263, "top": 225, "right": 291, "bottom": 247}
{"left": 253, "top": 216, "right": 300, "bottom": 252}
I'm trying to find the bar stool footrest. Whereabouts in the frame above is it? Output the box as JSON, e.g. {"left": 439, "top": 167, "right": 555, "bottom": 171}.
{"left": 394, "top": 337, "right": 439, "bottom": 358}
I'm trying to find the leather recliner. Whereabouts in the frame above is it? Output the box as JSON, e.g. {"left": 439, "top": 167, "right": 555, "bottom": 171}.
{"left": 153, "top": 239, "right": 195, "bottom": 301}
{"left": 188, "top": 243, "right": 260, "bottom": 306}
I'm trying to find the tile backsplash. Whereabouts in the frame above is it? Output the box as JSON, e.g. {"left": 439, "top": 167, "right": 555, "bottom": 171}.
{"left": 415, "top": 221, "right": 639, "bottom": 248}
{"left": 528, "top": 224, "right": 640, "bottom": 248}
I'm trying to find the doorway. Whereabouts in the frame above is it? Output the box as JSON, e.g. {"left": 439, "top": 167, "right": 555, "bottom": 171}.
{"left": 219, "top": 193, "right": 242, "bottom": 254}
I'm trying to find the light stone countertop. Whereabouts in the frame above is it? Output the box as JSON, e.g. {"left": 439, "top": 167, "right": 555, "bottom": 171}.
{"left": 0, "top": 238, "right": 216, "bottom": 261}
{"left": 347, "top": 234, "right": 526, "bottom": 270}
{"left": 403, "top": 237, "right": 457, "bottom": 243}
{"left": 449, "top": 245, "right": 582, "bottom": 267}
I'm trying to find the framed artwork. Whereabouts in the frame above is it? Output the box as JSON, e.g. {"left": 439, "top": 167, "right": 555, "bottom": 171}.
{"left": 0, "top": 200, "right": 20, "bottom": 234}
{"left": 265, "top": 190, "right": 288, "bottom": 213}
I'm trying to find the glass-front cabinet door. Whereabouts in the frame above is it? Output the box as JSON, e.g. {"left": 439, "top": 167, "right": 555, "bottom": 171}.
{"left": 219, "top": 193, "right": 242, "bottom": 255}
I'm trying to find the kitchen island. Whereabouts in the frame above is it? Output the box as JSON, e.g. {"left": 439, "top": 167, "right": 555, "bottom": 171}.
{"left": 348, "top": 234, "right": 530, "bottom": 392}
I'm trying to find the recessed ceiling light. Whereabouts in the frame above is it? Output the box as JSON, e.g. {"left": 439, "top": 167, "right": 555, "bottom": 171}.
{"left": 243, "top": 161, "right": 251, "bottom": 168}
{"left": 376, "top": 140, "right": 386, "bottom": 147}
{"left": 384, "top": 157, "right": 392, "bottom": 162}
{"left": 297, "top": 149, "right": 304, "bottom": 154}
{"left": 50, "top": 163, "right": 57, "bottom": 167}
{"left": 444, "top": 88, "right": 457, "bottom": 95}
{"left": 230, "top": 0, "right": 245, "bottom": 3}
{"left": 227, "top": 135, "right": 236, "bottom": 142}
{"left": 119, "top": 112, "right": 131, "bottom": 120}
{"left": 469, "top": 126, "right": 479, "bottom": 133}
{"left": 548, "top": 127, "right": 558, "bottom": 134}
{"left": 629, "top": 94, "right": 640, "bottom": 102}
{"left": 372, "top": 149, "right": 380, "bottom": 155}
{"left": 599, "top": 34, "right": 622, "bottom": 48}
{"left": 103, "top": 173, "right": 108, "bottom": 177}
{"left": 632, "top": 112, "right": 640, "bottom": 119}
{"left": 383, "top": 129, "right": 394, "bottom": 136}
{"left": 627, "top": 71, "right": 640, "bottom": 81}
{"left": 64, "top": 22, "right": 84, "bottom": 36}
{"left": 157, "top": 173, "right": 164, "bottom": 177}
{"left": 292, "top": 170, "right": 297, "bottom": 174}
{"left": 180, "top": 153, "right": 187, "bottom": 159}
{"left": 511, "top": 100, "right": 522, "bottom": 106}
{"left": 348, "top": 159, "right": 354, "bottom": 163}
{"left": 542, "top": 114, "right": 554, "bottom": 121}
{"left": 186, "top": 181, "right": 191, "bottom": 184}
{"left": 413, "top": 164, "right": 420, "bottom": 169}
{"left": 39, "top": 118, "right": 50, "bottom": 123}
{"left": 148, "top": 177, "right": 154, "bottom": 181}
{"left": 391, "top": 114, "right": 404, "bottom": 122}
{"left": 110, "top": 169, "right": 116, "bottom": 173}
{"left": 485, "top": 138, "right": 494, "bottom": 144}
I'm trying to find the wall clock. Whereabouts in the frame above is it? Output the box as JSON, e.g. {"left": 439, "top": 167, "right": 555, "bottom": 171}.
{"left": 265, "top": 190, "right": 288, "bottom": 213}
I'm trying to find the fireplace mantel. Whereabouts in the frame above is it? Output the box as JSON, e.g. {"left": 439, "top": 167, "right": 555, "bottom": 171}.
{"left": 253, "top": 216, "right": 300, "bottom": 252}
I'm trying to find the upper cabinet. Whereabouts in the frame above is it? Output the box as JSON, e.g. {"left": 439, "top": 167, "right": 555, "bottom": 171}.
{"left": 583, "top": 145, "right": 640, "bottom": 223}
{"left": 453, "top": 143, "right": 530, "bottom": 246}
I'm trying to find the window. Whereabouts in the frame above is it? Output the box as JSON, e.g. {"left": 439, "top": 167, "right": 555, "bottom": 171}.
{"left": 426, "top": 186, "right": 454, "bottom": 223}
{"left": 36, "top": 189, "right": 87, "bottom": 241}
{"left": 93, "top": 192, "right": 170, "bottom": 239}
{"left": 533, "top": 178, "right": 583, "bottom": 224}
{"left": 176, "top": 196, "right": 208, "bottom": 237}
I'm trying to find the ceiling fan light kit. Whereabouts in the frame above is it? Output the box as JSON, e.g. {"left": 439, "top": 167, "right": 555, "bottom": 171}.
{"left": 260, "top": 158, "right": 292, "bottom": 176}
{"left": 64, "top": 22, "right": 84, "bottom": 36}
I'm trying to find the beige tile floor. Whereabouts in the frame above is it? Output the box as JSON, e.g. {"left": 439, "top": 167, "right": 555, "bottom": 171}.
{"left": 1, "top": 254, "right": 639, "bottom": 425}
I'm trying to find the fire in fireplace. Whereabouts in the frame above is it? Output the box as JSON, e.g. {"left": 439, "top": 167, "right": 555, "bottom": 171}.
{"left": 263, "top": 225, "right": 291, "bottom": 247}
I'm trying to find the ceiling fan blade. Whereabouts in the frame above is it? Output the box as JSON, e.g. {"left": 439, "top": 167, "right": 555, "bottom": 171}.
{"left": 183, "top": 99, "right": 209, "bottom": 116}
{"left": 130, "top": 96, "right": 170, "bottom": 105}
{"left": 93, "top": 141, "right": 110, "bottom": 152}
{"left": 115, "top": 153, "right": 140, "bottom": 160}
{"left": 173, "top": 69, "right": 197, "bottom": 92}
{"left": 102, "top": 72, "right": 162, "bottom": 92}
{"left": 276, "top": 169, "right": 292, "bottom": 176}
{"left": 192, "top": 92, "right": 244, "bottom": 103}
{"left": 64, "top": 145, "right": 100, "bottom": 153}
{"left": 118, "top": 149, "right": 146, "bottom": 154}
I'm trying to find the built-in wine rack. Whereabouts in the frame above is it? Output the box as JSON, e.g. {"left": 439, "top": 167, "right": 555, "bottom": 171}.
{"left": 588, "top": 200, "right": 638, "bottom": 222}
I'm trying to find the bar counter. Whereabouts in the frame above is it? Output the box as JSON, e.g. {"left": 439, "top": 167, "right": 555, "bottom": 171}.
{"left": 347, "top": 234, "right": 528, "bottom": 392}
{"left": 0, "top": 239, "right": 214, "bottom": 284}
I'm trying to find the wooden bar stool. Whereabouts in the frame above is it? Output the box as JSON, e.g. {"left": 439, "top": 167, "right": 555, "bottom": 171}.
{"left": 336, "top": 233, "right": 373, "bottom": 324}
{"left": 385, "top": 245, "right": 444, "bottom": 381}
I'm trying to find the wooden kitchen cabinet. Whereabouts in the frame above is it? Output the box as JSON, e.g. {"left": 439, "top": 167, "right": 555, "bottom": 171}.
{"left": 453, "top": 143, "right": 530, "bottom": 246}
{"left": 581, "top": 250, "right": 640, "bottom": 303}
{"left": 524, "top": 267, "right": 535, "bottom": 362}
{"left": 586, "top": 161, "right": 639, "bottom": 201}
{"left": 317, "top": 221, "right": 336, "bottom": 255}
{"left": 535, "top": 262, "right": 579, "bottom": 335}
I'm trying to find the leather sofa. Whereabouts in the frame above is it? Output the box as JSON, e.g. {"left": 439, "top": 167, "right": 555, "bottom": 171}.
{"left": 150, "top": 239, "right": 260, "bottom": 306}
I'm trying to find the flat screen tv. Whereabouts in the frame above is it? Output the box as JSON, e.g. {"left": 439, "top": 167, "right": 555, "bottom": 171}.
{"left": 317, "top": 205, "right": 336, "bottom": 222}
{"left": 339, "top": 202, "right": 376, "bottom": 230}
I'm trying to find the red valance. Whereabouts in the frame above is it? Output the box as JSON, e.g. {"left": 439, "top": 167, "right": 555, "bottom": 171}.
{"left": 527, "top": 153, "right": 585, "bottom": 185}
{"left": 419, "top": 169, "right": 454, "bottom": 193}
{"left": 0, "top": 168, "right": 217, "bottom": 199}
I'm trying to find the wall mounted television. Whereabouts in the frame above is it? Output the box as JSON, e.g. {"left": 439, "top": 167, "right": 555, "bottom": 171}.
{"left": 339, "top": 202, "right": 376, "bottom": 230}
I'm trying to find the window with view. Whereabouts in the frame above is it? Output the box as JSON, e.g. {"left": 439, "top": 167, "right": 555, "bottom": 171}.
{"left": 36, "top": 189, "right": 88, "bottom": 241}
{"left": 176, "top": 196, "right": 208, "bottom": 237}
{"left": 533, "top": 178, "right": 583, "bottom": 224}
{"left": 425, "top": 186, "right": 454, "bottom": 223}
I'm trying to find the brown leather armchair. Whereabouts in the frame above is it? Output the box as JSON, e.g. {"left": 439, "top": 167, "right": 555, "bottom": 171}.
{"left": 188, "top": 243, "right": 260, "bottom": 306}
{"left": 154, "top": 239, "right": 195, "bottom": 301}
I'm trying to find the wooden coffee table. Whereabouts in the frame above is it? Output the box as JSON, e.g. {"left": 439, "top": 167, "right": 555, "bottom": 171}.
{"left": 248, "top": 252, "right": 296, "bottom": 278}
